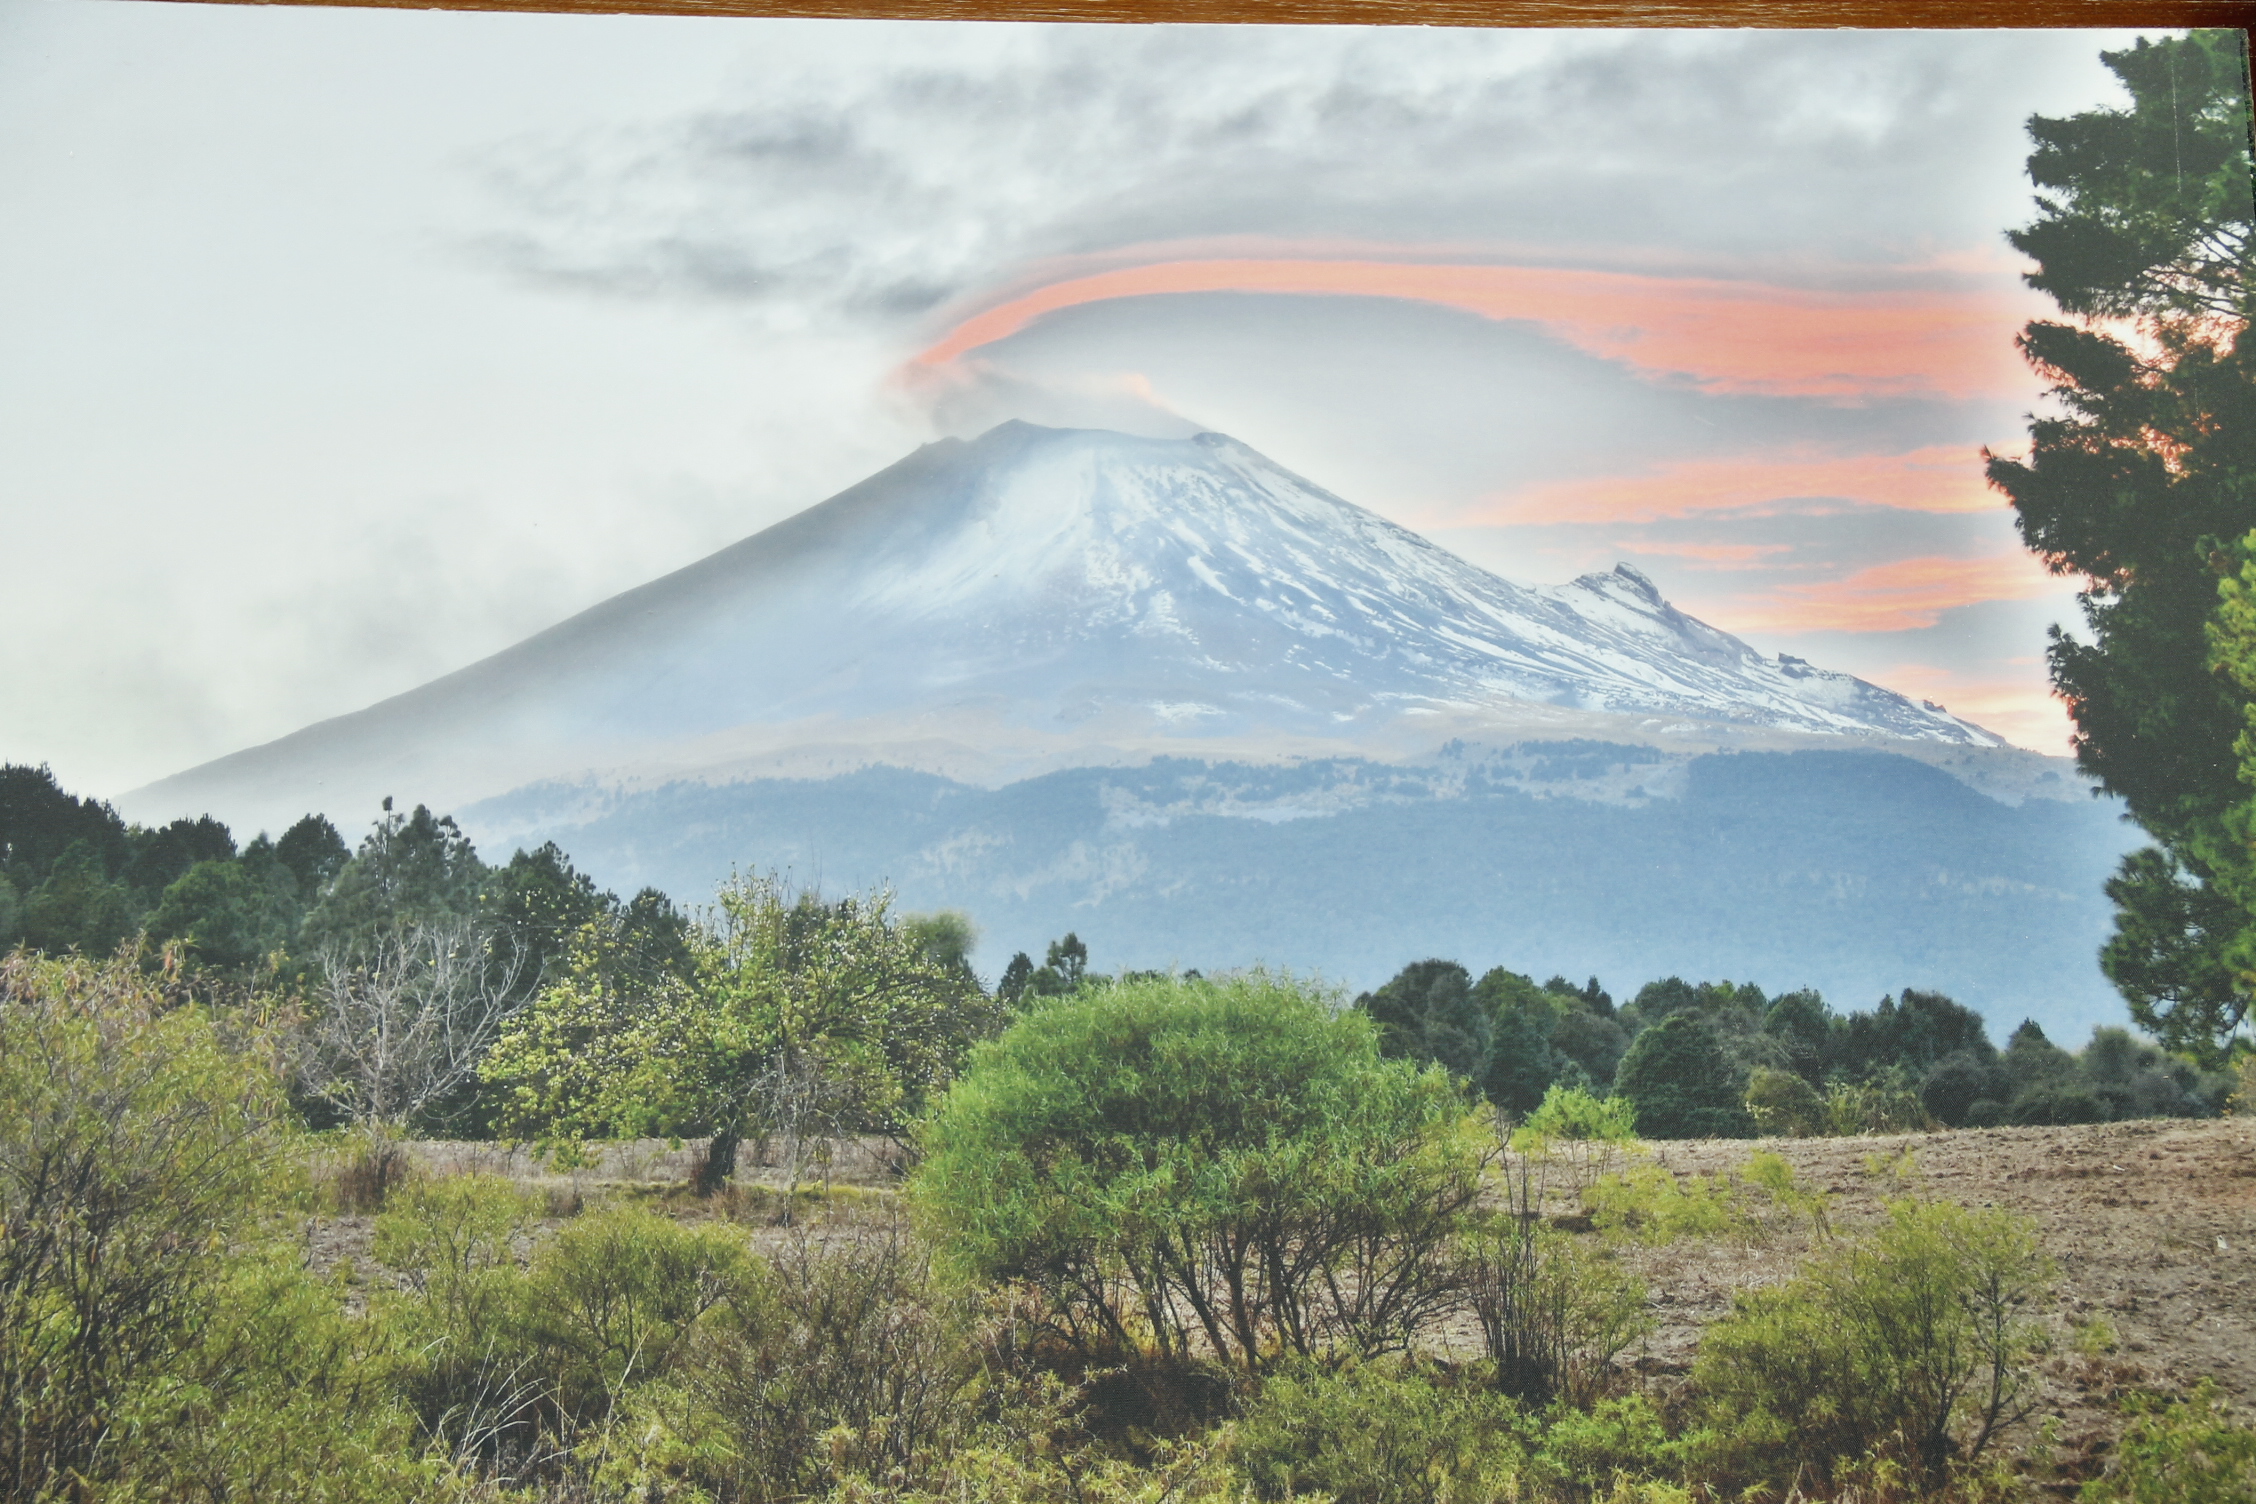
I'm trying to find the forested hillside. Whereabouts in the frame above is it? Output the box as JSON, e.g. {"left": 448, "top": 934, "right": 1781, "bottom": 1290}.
{"left": 466, "top": 745, "right": 2138, "bottom": 1035}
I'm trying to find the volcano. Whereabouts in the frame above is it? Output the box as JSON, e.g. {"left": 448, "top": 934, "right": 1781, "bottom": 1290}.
{"left": 131, "top": 421, "right": 2001, "bottom": 832}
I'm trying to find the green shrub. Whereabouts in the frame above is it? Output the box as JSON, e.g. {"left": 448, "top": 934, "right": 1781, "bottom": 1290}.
{"left": 616, "top": 1220, "right": 983, "bottom": 1504}
{"left": 1744, "top": 1067, "right": 1827, "bottom": 1137}
{"left": 914, "top": 971, "right": 1483, "bottom": 1368}
{"left": 374, "top": 1173, "right": 544, "bottom": 1353}
{"left": 1587, "top": 1163, "right": 1754, "bottom": 1245}
{"left": 2083, "top": 1380, "right": 2256, "bottom": 1504}
{"left": 1692, "top": 1197, "right": 2051, "bottom": 1493}
{"left": 1522, "top": 1393, "right": 1688, "bottom": 1504}
{"left": 1739, "top": 1150, "right": 1833, "bottom": 1241}
{"left": 1824, "top": 1075, "right": 1937, "bottom": 1135}
{"left": 1460, "top": 1205, "right": 1649, "bottom": 1407}
{"left": 1510, "top": 1083, "right": 1642, "bottom": 1201}
{"left": 2010, "top": 1081, "right": 2111, "bottom": 1125}
{"left": 100, "top": 1247, "right": 457, "bottom": 1503}
{"left": 1230, "top": 1355, "right": 1524, "bottom": 1504}
{"left": 0, "top": 952, "right": 290, "bottom": 1498}
{"left": 520, "top": 1203, "right": 762, "bottom": 1419}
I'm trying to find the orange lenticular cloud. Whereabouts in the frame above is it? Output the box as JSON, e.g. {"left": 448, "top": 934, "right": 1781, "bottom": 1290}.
{"left": 1713, "top": 553, "right": 2066, "bottom": 635}
{"left": 1474, "top": 445, "right": 2003, "bottom": 526}
{"left": 913, "top": 259, "right": 2036, "bottom": 402}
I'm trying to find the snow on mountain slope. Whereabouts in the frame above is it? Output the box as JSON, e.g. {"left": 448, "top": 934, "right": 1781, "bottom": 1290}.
{"left": 128, "top": 420, "right": 1999, "bottom": 831}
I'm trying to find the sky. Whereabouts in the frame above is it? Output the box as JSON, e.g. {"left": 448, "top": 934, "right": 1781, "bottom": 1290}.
{"left": 0, "top": 7, "right": 2157, "bottom": 799}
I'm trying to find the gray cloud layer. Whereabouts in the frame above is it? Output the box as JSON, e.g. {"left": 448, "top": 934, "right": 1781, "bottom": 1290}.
{"left": 486, "top": 29, "right": 2119, "bottom": 327}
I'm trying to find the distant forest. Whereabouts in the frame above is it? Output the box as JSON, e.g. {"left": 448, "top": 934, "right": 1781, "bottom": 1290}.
{"left": 2, "top": 760, "right": 2232, "bottom": 1144}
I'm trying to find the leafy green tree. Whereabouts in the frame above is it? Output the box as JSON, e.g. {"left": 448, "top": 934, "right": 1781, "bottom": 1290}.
{"left": 0, "top": 875, "right": 19, "bottom": 952}
{"left": 2000, "top": 1019, "right": 2081, "bottom": 1097}
{"left": 1987, "top": 30, "right": 2256, "bottom": 1066}
{"left": 1484, "top": 1004, "right": 1559, "bottom": 1115}
{"left": 1763, "top": 989, "right": 1837, "bottom": 1086}
{"left": 1015, "top": 932, "right": 1089, "bottom": 998}
{"left": 902, "top": 910, "right": 979, "bottom": 978}
{"left": 1835, "top": 989, "right": 1997, "bottom": 1083}
{"left": 995, "top": 950, "right": 1034, "bottom": 1005}
{"left": 146, "top": 859, "right": 295, "bottom": 971}
{"left": 486, "top": 876, "right": 998, "bottom": 1189}
{"left": 484, "top": 841, "right": 613, "bottom": 999}
{"left": 118, "top": 815, "right": 234, "bottom": 900}
{"left": 1745, "top": 1067, "right": 1828, "bottom": 1137}
{"left": 914, "top": 972, "right": 1482, "bottom": 1368}
{"left": 18, "top": 841, "right": 134, "bottom": 957}
{"left": 1357, "top": 960, "right": 1494, "bottom": 1087}
{"left": 1613, "top": 1014, "right": 1755, "bottom": 1139}
{"left": 1549, "top": 1007, "right": 1629, "bottom": 1091}
{"left": 1921, "top": 1051, "right": 2010, "bottom": 1128}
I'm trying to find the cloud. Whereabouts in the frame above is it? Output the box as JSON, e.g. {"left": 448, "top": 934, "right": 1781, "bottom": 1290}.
{"left": 481, "top": 29, "right": 2117, "bottom": 348}
{"left": 1712, "top": 552, "right": 2063, "bottom": 635}
{"left": 1473, "top": 444, "right": 2007, "bottom": 526}
{"left": 911, "top": 260, "right": 2043, "bottom": 403}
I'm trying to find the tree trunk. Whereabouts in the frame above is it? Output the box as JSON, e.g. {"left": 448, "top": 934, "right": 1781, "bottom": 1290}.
{"left": 694, "top": 1128, "right": 740, "bottom": 1196}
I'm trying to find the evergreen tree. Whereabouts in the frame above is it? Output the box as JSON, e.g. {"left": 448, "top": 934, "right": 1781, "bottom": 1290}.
{"left": 1613, "top": 1014, "right": 1755, "bottom": 1139}
{"left": 300, "top": 799, "right": 489, "bottom": 955}
{"left": 272, "top": 813, "right": 348, "bottom": 898}
{"left": 1988, "top": 29, "right": 2256, "bottom": 1064}
{"left": 1357, "top": 959, "right": 1495, "bottom": 1088}
{"left": 0, "top": 764, "right": 128, "bottom": 885}
{"left": 18, "top": 842, "right": 134, "bottom": 957}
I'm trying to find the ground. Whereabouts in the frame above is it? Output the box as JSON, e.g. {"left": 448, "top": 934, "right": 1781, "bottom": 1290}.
{"left": 304, "top": 1115, "right": 2256, "bottom": 1483}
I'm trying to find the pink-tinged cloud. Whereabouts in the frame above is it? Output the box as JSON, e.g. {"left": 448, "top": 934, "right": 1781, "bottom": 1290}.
{"left": 1859, "top": 660, "right": 2074, "bottom": 755}
{"left": 1619, "top": 540, "right": 1798, "bottom": 566}
{"left": 1469, "top": 445, "right": 2002, "bottom": 527}
{"left": 1709, "top": 552, "right": 2064, "bottom": 636}
{"left": 913, "top": 259, "right": 2037, "bottom": 402}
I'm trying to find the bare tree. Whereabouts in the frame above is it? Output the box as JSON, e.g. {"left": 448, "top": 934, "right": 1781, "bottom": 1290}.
{"left": 299, "top": 920, "right": 525, "bottom": 1140}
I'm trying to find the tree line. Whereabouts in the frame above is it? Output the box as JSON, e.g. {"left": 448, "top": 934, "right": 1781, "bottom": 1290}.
{"left": 1353, "top": 959, "right": 2241, "bottom": 1141}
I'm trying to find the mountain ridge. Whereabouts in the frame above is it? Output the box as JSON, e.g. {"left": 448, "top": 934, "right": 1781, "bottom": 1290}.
{"left": 127, "top": 421, "right": 2009, "bottom": 834}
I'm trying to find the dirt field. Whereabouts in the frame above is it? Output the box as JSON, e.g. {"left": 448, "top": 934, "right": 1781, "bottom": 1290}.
{"left": 1629, "top": 1116, "right": 2256, "bottom": 1482}
{"left": 310, "top": 1116, "right": 2256, "bottom": 1479}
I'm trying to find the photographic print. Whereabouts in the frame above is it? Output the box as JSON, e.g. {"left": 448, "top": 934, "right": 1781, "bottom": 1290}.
{"left": 0, "top": 8, "right": 2251, "bottom": 1499}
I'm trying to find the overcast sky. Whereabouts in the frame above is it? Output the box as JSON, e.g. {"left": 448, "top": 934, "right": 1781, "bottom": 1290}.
{"left": 0, "top": 6, "right": 2153, "bottom": 801}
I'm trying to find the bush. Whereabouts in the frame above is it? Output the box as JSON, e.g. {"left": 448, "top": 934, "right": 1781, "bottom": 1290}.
{"left": 1824, "top": 1074, "right": 1937, "bottom": 1135}
{"left": 1693, "top": 1198, "right": 2051, "bottom": 1493}
{"left": 0, "top": 952, "right": 289, "bottom": 1498}
{"left": 1744, "top": 1066, "right": 1826, "bottom": 1137}
{"left": 519, "top": 1203, "right": 761, "bottom": 1420}
{"left": 1230, "top": 1356, "right": 1523, "bottom": 1504}
{"left": 914, "top": 972, "right": 1484, "bottom": 1368}
{"left": 1588, "top": 1164, "right": 1754, "bottom": 1245}
{"left": 375, "top": 1174, "right": 544, "bottom": 1347}
{"left": 1922, "top": 1050, "right": 2008, "bottom": 1127}
{"left": 627, "top": 1220, "right": 983, "bottom": 1503}
{"left": 1461, "top": 1209, "right": 1649, "bottom": 1407}
{"left": 2010, "top": 1082, "right": 2111, "bottom": 1125}
{"left": 1613, "top": 1016, "right": 1754, "bottom": 1139}
{"left": 1510, "top": 1083, "right": 1641, "bottom": 1201}
{"left": 2083, "top": 1379, "right": 2256, "bottom": 1504}
{"left": 103, "top": 1246, "right": 457, "bottom": 1502}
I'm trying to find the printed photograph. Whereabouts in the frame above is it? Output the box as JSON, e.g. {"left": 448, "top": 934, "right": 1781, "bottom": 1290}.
{"left": 0, "top": 10, "right": 2251, "bottom": 1502}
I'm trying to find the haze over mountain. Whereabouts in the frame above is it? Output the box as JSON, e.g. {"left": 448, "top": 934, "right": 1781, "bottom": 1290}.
{"left": 131, "top": 421, "right": 2004, "bottom": 836}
